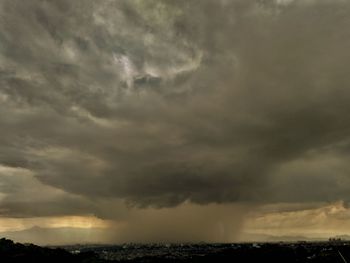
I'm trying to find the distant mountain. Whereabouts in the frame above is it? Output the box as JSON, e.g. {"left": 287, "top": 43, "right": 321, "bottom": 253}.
{"left": 0, "top": 226, "right": 114, "bottom": 245}
{"left": 239, "top": 233, "right": 325, "bottom": 242}
{"left": 334, "top": 235, "right": 350, "bottom": 240}
{"left": 1, "top": 227, "right": 330, "bottom": 246}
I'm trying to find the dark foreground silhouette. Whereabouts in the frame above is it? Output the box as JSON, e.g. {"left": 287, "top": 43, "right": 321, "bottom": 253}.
{"left": 1, "top": 237, "right": 350, "bottom": 262}
{"left": 0, "top": 238, "right": 104, "bottom": 263}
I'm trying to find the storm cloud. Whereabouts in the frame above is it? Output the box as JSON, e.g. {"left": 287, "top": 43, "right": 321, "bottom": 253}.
{"left": 1, "top": 0, "right": 350, "bottom": 232}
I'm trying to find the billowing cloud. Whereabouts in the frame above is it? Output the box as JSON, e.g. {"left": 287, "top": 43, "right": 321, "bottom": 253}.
{"left": 1, "top": 0, "right": 350, "bottom": 242}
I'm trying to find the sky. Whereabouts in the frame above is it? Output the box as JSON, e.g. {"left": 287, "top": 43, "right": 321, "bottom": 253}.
{"left": 1, "top": 0, "right": 350, "bottom": 245}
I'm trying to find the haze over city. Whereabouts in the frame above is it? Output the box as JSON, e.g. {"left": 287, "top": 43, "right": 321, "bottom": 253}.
{"left": 1, "top": 0, "right": 350, "bottom": 245}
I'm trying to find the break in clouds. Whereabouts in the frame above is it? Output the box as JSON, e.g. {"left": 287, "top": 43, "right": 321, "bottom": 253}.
{"left": 1, "top": 0, "right": 350, "bottom": 223}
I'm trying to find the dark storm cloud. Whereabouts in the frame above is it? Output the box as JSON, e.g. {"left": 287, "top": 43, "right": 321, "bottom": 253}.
{"left": 1, "top": 0, "right": 350, "bottom": 218}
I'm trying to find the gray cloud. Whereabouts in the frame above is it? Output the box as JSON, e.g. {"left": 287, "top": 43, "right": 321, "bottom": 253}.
{"left": 1, "top": 0, "right": 350, "bottom": 220}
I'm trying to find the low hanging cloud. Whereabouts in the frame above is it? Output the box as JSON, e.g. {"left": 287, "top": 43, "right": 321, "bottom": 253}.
{"left": 1, "top": 0, "right": 350, "bottom": 224}
{"left": 243, "top": 201, "right": 350, "bottom": 239}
